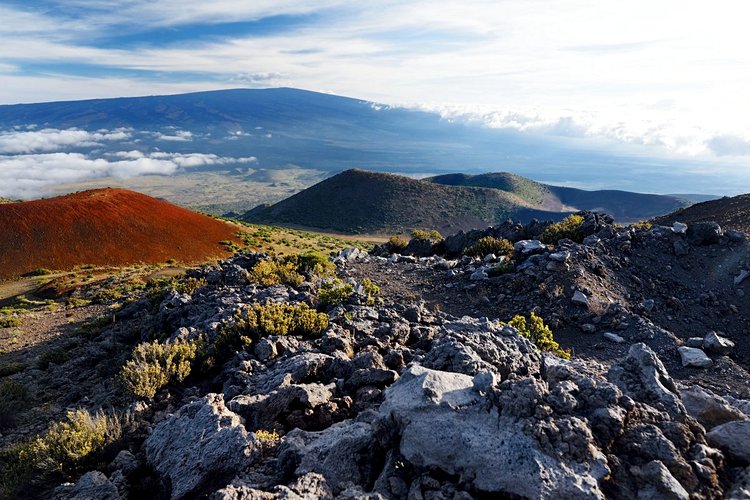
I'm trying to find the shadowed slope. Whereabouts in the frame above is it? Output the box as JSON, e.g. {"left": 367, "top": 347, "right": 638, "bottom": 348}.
{"left": 653, "top": 193, "right": 750, "bottom": 234}
{"left": 0, "top": 188, "right": 238, "bottom": 279}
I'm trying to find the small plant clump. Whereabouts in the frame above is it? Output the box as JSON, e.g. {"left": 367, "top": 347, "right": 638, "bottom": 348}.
{"left": 0, "top": 408, "right": 121, "bottom": 496}
{"left": 120, "top": 340, "right": 198, "bottom": 399}
{"left": 506, "top": 312, "right": 570, "bottom": 360}
{"left": 249, "top": 260, "right": 304, "bottom": 287}
{"left": 233, "top": 303, "right": 329, "bottom": 339}
{"left": 27, "top": 268, "right": 53, "bottom": 276}
{"left": 0, "top": 316, "right": 22, "bottom": 329}
{"left": 410, "top": 229, "right": 443, "bottom": 241}
{"left": 171, "top": 276, "right": 207, "bottom": 295}
{"left": 540, "top": 215, "right": 585, "bottom": 244}
{"left": 318, "top": 279, "right": 355, "bottom": 307}
{"left": 631, "top": 220, "right": 652, "bottom": 230}
{"left": 464, "top": 236, "right": 514, "bottom": 258}
{"left": 286, "top": 252, "right": 335, "bottom": 277}
{"left": 0, "top": 380, "right": 29, "bottom": 429}
{"left": 36, "top": 348, "right": 69, "bottom": 370}
{"left": 487, "top": 260, "right": 515, "bottom": 277}
{"left": 387, "top": 236, "right": 408, "bottom": 252}
{"left": 0, "top": 362, "right": 25, "bottom": 378}
{"left": 361, "top": 278, "right": 381, "bottom": 305}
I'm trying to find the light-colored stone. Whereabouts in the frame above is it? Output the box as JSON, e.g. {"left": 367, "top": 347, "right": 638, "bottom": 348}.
{"left": 672, "top": 222, "right": 687, "bottom": 235}
{"left": 703, "top": 331, "right": 735, "bottom": 355}
{"left": 677, "top": 347, "right": 713, "bottom": 368}
{"left": 572, "top": 291, "right": 590, "bottom": 307}
{"left": 603, "top": 332, "right": 624, "bottom": 343}
{"left": 681, "top": 386, "right": 747, "bottom": 429}
{"left": 514, "top": 239, "right": 545, "bottom": 255}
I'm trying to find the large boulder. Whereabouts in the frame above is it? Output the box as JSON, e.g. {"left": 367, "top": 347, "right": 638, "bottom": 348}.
{"left": 686, "top": 222, "right": 722, "bottom": 245}
{"left": 375, "top": 365, "right": 609, "bottom": 498}
{"left": 277, "top": 420, "right": 379, "bottom": 493}
{"left": 707, "top": 421, "right": 750, "bottom": 463}
{"left": 146, "top": 394, "right": 258, "bottom": 499}
{"left": 681, "top": 386, "right": 747, "bottom": 429}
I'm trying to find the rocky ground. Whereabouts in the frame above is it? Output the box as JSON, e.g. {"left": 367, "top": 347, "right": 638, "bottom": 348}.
{"left": 2, "top": 213, "right": 750, "bottom": 499}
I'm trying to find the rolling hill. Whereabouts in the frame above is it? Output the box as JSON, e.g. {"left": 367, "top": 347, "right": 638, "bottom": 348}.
{"left": 428, "top": 172, "right": 689, "bottom": 221}
{"left": 244, "top": 169, "right": 692, "bottom": 234}
{"left": 652, "top": 193, "right": 750, "bottom": 234}
{"left": 0, "top": 188, "right": 239, "bottom": 279}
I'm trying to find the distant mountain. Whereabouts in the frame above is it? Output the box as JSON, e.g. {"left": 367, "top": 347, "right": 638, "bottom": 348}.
{"left": 0, "top": 88, "right": 730, "bottom": 205}
{"left": 0, "top": 188, "right": 238, "bottom": 279}
{"left": 652, "top": 193, "right": 750, "bottom": 234}
{"left": 427, "top": 172, "right": 689, "bottom": 222}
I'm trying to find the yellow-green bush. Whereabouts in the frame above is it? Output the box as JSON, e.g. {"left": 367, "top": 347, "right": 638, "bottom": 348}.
{"left": 464, "top": 236, "right": 514, "bottom": 258}
{"left": 507, "top": 312, "right": 570, "bottom": 359}
{"left": 171, "top": 276, "right": 207, "bottom": 295}
{"left": 318, "top": 279, "right": 354, "bottom": 306}
{"left": 540, "top": 215, "right": 585, "bottom": 244}
{"left": 387, "top": 236, "right": 408, "bottom": 252}
{"left": 233, "top": 303, "right": 329, "bottom": 338}
{"left": 249, "top": 260, "right": 304, "bottom": 287}
{"left": 0, "top": 409, "right": 121, "bottom": 497}
{"left": 410, "top": 229, "right": 443, "bottom": 241}
{"left": 362, "top": 278, "right": 381, "bottom": 306}
{"left": 120, "top": 340, "right": 198, "bottom": 398}
{"left": 286, "top": 252, "right": 335, "bottom": 277}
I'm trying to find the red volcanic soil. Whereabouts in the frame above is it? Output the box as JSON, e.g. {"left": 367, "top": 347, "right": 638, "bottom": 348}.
{"left": 0, "top": 188, "right": 239, "bottom": 279}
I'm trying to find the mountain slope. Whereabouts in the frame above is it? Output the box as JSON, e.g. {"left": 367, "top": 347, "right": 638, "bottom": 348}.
{"left": 652, "top": 193, "right": 750, "bottom": 234}
{"left": 0, "top": 188, "right": 238, "bottom": 279}
{"left": 428, "top": 172, "right": 688, "bottom": 221}
{"left": 243, "top": 169, "right": 570, "bottom": 234}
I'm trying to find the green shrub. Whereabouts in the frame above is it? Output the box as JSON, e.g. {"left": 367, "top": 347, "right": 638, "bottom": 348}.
{"left": 232, "top": 303, "right": 329, "bottom": 339}
{"left": 0, "top": 363, "right": 25, "bottom": 378}
{"left": 172, "top": 276, "right": 207, "bottom": 295}
{"left": 36, "top": 348, "right": 69, "bottom": 369}
{"left": 487, "top": 260, "right": 515, "bottom": 277}
{"left": 540, "top": 215, "right": 585, "bottom": 244}
{"left": 507, "top": 313, "right": 570, "bottom": 359}
{"left": 27, "top": 268, "right": 53, "bottom": 276}
{"left": 361, "top": 278, "right": 381, "bottom": 305}
{"left": 318, "top": 279, "right": 354, "bottom": 307}
{"left": 1, "top": 409, "right": 121, "bottom": 490}
{"left": 464, "top": 236, "right": 514, "bottom": 258}
{"left": 0, "top": 380, "right": 29, "bottom": 430}
{"left": 0, "top": 316, "right": 21, "bottom": 328}
{"left": 120, "top": 340, "right": 198, "bottom": 399}
{"left": 631, "top": 220, "right": 652, "bottom": 230}
{"left": 387, "top": 236, "right": 408, "bottom": 252}
{"left": 410, "top": 229, "right": 443, "bottom": 241}
{"left": 286, "top": 252, "right": 335, "bottom": 277}
{"left": 249, "top": 260, "right": 304, "bottom": 287}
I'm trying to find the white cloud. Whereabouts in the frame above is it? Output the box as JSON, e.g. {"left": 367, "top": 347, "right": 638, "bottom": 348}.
{"left": 153, "top": 130, "right": 194, "bottom": 142}
{"left": 0, "top": 150, "right": 257, "bottom": 199}
{"left": 0, "top": 128, "right": 131, "bottom": 153}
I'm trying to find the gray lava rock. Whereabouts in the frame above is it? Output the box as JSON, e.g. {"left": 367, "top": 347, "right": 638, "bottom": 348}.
{"left": 66, "top": 471, "right": 121, "bottom": 500}
{"left": 706, "top": 420, "right": 750, "bottom": 462}
{"left": 146, "top": 394, "right": 258, "bottom": 499}
{"left": 514, "top": 239, "right": 546, "bottom": 256}
{"left": 376, "top": 365, "right": 609, "bottom": 498}
{"left": 572, "top": 291, "right": 590, "bottom": 307}
{"left": 278, "top": 421, "right": 378, "bottom": 492}
{"left": 608, "top": 343, "right": 685, "bottom": 418}
{"left": 229, "top": 383, "right": 334, "bottom": 429}
{"left": 686, "top": 222, "right": 722, "bottom": 246}
{"left": 672, "top": 222, "right": 688, "bottom": 235}
{"left": 681, "top": 386, "right": 748, "bottom": 429}
{"left": 673, "top": 240, "right": 690, "bottom": 256}
{"left": 703, "top": 330, "right": 735, "bottom": 355}
{"left": 677, "top": 347, "right": 713, "bottom": 368}
{"left": 603, "top": 332, "right": 624, "bottom": 343}
{"left": 630, "top": 460, "right": 689, "bottom": 500}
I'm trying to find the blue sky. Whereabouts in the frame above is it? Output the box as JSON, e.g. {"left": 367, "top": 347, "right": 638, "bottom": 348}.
{"left": 1, "top": 1, "right": 750, "bottom": 167}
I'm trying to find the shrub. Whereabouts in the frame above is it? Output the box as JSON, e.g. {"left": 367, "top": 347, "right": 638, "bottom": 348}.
{"left": 0, "top": 362, "right": 25, "bottom": 378}
{"left": 0, "top": 316, "right": 21, "bottom": 329}
{"left": 387, "top": 236, "right": 408, "bottom": 252}
{"left": 487, "top": 260, "right": 515, "bottom": 277}
{"left": 1, "top": 409, "right": 122, "bottom": 489}
{"left": 507, "top": 313, "right": 570, "bottom": 359}
{"left": 172, "top": 276, "right": 207, "bottom": 295}
{"left": 464, "top": 236, "right": 514, "bottom": 258}
{"left": 120, "top": 340, "right": 198, "bottom": 399}
{"left": 361, "top": 278, "right": 381, "bottom": 305}
{"left": 540, "top": 215, "right": 585, "bottom": 244}
{"left": 27, "top": 268, "right": 53, "bottom": 276}
{"left": 36, "top": 348, "right": 69, "bottom": 369}
{"left": 411, "top": 229, "right": 443, "bottom": 241}
{"left": 249, "top": 260, "right": 304, "bottom": 287}
{"left": 0, "top": 380, "right": 29, "bottom": 429}
{"left": 232, "top": 303, "right": 329, "bottom": 339}
{"left": 318, "top": 279, "right": 354, "bottom": 307}
{"left": 287, "top": 252, "right": 335, "bottom": 277}
{"left": 631, "top": 220, "right": 652, "bottom": 230}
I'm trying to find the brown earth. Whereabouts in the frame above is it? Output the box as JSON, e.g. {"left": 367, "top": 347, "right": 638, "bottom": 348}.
{"left": 0, "top": 188, "right": 240, "bottom": 279}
